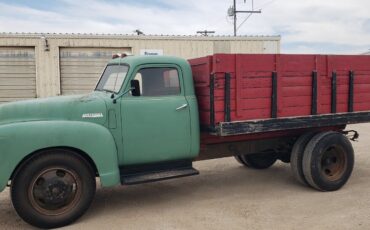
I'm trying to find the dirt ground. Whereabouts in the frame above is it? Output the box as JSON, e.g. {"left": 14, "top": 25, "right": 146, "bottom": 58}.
{"left": 1, "top": 124, "right": 370, "bottom": 230}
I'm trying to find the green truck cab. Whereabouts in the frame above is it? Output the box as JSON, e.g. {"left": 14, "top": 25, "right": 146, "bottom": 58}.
{"left": 0, "top": 56, "right": 201, "bottom": 228}
{"left": 0, "top": 54, "right": 361, "bottom": 228}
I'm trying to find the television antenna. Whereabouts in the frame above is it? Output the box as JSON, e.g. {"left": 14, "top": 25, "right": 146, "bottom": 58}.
{"left": 196, "top": 30, "right": 215, "bottom": 36}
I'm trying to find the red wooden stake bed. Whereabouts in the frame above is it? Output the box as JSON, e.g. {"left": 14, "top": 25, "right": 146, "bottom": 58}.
{"left": 189, "top": 54, "right": 370, "bottom": 140}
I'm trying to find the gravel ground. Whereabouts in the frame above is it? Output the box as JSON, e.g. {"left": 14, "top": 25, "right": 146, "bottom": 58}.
{"left": 1, "top": 124, "right": 370, "bottom": 230}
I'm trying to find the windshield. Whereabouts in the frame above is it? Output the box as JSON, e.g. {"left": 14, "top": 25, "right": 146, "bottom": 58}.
{"left": 95, "top": 64, "right": 129, "bottom": 93}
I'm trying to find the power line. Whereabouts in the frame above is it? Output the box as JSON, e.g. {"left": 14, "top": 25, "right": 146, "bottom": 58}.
{"left": 236, "top": 13, "right": 253, "bottom": 30}
{"left": 237, "top": 0, "right": 277, "bottom": 31}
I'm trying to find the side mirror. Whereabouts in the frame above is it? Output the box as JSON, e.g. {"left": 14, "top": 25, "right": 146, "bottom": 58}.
{"left": 131, "top": 79, "right": 141, "bottom": 96}
{"left": 112, "top": 80, "right": 141, "bottom": 104}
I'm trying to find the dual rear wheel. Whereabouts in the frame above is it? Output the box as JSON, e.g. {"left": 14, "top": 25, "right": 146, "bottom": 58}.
{"left": 290, "top": 131, "right": 354, "bottom": 191}
{"left": 235, "top": 131, "right": 354, "bottom": 191}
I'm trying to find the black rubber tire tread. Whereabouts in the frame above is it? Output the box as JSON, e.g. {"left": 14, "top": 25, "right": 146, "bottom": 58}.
{"left": 302, "top": 131, "right": 354, "bottom": 191}
{"left": 234, "top": 155, "right": 250, "bottom": 167}
{"left": 290, "top": 132, "right": 317, "bottom": 185}
{"left": 236, "top": 153, "right": 277, "bottom": 169}
{"left": 11, "top": 149, "right": 96, "bottom": 229}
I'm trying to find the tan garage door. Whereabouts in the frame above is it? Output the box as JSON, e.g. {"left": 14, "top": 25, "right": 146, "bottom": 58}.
{"left": 0, "top": 47, "right": 36, "bottom": 103}
{"left": 60, "top": 47, "right": 131, "bottom": 95}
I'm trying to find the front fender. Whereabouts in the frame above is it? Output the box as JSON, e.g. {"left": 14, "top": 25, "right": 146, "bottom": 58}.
{"left": 0, "top": 121, "right": 120, "bottom": 192}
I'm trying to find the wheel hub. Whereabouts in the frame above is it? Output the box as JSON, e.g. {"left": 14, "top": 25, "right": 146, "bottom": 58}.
{"left": 29, "top": 168, "right": 81, "bottom": 215}
{"left": 43, "top": 180, "right": 72, "bottom": 204}
{"left": 321, "top": 146, "right": 347, "bottom": 181}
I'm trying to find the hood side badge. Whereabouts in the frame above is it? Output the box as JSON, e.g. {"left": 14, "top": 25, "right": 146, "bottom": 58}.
{"left": 82, "top": 113, "right": 104, "bottom": 118}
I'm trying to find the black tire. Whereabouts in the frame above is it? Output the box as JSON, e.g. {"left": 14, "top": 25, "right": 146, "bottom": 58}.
{"left": 11, "top": 149, "right": 96, "bottom": 229}
{"left": 278, "top": 153, "right": 291, "bottom": 164}
{"left": 290, "top": 132, "right": 317, "bottom": 185}
{"left": 234, "top": 155, "right": 250, "bottom": 166}
{"left": 302, "top": 132, "right": 354, "bottom": 191}
{"left": 235, "top": 152, "right": 277, "bottom": 169}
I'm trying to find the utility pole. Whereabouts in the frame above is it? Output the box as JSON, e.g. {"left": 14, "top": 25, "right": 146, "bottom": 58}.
{"left": 196, "top": 30, "right": 215, "bottom": 36}
{"left": 229, "top": 0, "right": 262, "bottom": 36}
{"left": 233, "top": 0, "right": 237, "bottom": 37}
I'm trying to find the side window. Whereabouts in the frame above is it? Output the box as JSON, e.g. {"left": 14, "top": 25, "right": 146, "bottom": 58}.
{"left": 133, "top": 67, "right": 181, "bottom": 96}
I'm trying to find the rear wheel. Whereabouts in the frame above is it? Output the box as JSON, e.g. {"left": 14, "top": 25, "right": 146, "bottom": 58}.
{"left": 235, "top": 152, "right": 277, "bottom": 169}
{"left": 302, "top": 132, "right": 354, "bottom": 191}
{"left": 11, "top": 149, "right": 96, "bottom": 229}
{"left": 290, "top": 132, "right": 317, "bottom": 185}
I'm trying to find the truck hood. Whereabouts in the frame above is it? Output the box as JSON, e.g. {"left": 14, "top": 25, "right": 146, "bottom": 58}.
{"left": 0, "top": 92, "right": 108, "bottom": 126}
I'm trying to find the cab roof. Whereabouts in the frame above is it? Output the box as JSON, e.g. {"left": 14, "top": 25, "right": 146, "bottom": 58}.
{"left": 107, "top": 55, "right": 189, "bottom": 67}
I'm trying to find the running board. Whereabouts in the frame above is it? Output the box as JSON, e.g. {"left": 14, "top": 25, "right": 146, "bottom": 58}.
{"left": 120, "top": 160, "right": 199, "bottom": 185}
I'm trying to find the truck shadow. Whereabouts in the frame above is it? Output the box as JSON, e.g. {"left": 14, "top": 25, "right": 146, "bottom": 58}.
{"left": 80, "top": 159, "right": 307, "bottom": 223}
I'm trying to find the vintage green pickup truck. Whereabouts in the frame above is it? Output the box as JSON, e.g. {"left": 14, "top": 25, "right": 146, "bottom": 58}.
{"left": 1, "top": 53, "right": 369, "bottom": 228}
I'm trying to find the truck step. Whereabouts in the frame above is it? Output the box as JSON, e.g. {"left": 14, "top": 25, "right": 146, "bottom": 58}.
{"left": 120, "top": 160, "right": 199, "bottom": 185}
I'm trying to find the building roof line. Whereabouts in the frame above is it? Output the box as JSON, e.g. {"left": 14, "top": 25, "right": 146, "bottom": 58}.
{"left": 0, "top": 32, "right": 281, "bottom": 41}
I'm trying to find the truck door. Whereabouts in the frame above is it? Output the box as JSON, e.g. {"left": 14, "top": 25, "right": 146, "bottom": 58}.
{"left": 120, "top": 65, "right": 191, "bottom": 165}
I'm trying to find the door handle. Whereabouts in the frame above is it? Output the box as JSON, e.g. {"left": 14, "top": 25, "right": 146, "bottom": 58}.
{"left": 176, "top": 104, "right": 188, "bottom": 111}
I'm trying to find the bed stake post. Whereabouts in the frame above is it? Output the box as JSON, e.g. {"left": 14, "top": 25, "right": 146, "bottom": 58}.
{"left": 312, "top": 70, "right": 318, "bottom": 115}
{"left": 331, "top": 71, "right": 337, "bottom": 113}
{"left": 224, "top": 73, "right": 231, "bottom": 122}
{"left": 210, "top": 74, "right": 216, "bottom": 131}
{"left": 348, "top": 70, "right": 354, "bottom": 112}
{"left": 271, "top": 71, "right": 278, "bottom": 118}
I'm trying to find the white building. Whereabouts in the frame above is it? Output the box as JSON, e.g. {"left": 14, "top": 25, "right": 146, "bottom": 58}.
{"left": 0, "top": 33, "right": 280, "bottom": 103}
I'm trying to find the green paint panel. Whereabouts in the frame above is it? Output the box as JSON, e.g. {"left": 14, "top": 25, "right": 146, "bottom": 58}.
{"left": 121, "top": 95, "right": 191, "bottom": 165}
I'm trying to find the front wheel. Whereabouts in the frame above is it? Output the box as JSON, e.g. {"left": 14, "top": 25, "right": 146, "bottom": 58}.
{"left": 235, "top": 152, "right": 277, "bottom": 169}
{"left": 11, "top": 149, "right": 96, "bottom": 229}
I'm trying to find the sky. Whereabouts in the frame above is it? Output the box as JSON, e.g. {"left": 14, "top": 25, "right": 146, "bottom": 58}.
{"left": 0, "top": 0, "right": 369, "bottom": 54}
